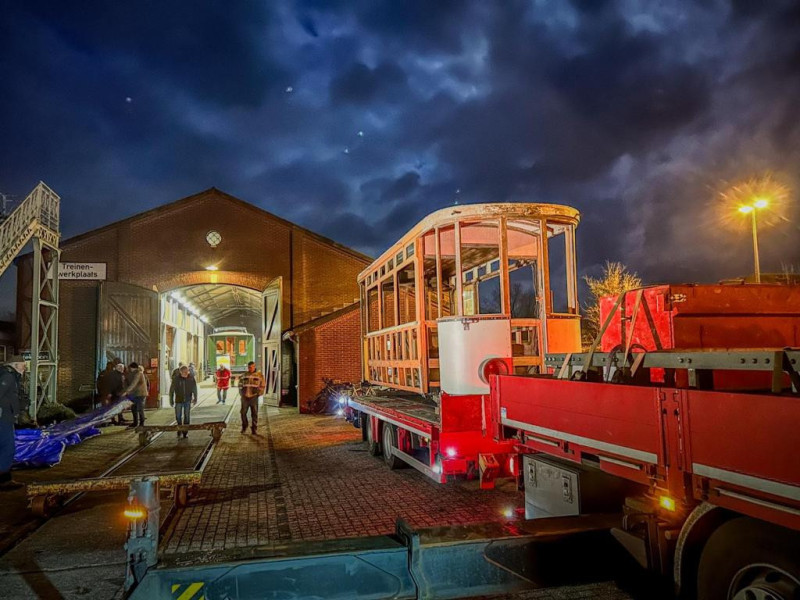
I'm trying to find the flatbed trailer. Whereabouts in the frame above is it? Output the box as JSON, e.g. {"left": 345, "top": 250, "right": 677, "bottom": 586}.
{"left": 348, "top": 393, "right": 516, "bottom": 485}
{"left": 490, "top": 347, "right": 800, "bottom": 599}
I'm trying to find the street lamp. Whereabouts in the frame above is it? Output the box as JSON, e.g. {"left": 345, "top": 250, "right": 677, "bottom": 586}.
{"left": 738, "top": 197, "right": 769, "bottom": 283}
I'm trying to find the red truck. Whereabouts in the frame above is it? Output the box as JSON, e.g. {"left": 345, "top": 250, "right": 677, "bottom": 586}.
{"left": 344, "top": 203, "right": 800, "bottom": 599}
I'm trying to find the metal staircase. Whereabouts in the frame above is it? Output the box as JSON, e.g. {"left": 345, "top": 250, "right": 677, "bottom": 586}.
{"left": 0, "top": 182, "right": 61, "bottom": 421}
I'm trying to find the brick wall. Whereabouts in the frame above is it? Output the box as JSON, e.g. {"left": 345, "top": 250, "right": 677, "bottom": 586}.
{"left": 17, "top": 188, "right": 371, "bottom": 404}
{"left": 296, "top": 304, "right": 362, "bottom": 414}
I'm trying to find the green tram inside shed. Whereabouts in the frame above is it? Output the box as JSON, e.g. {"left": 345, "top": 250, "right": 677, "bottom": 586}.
{"left": 207, "top": 327, "right": 256, "bottom": 374}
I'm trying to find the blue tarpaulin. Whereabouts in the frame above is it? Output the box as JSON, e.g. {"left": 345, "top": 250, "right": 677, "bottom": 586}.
{"left": 13, "top": 399, "right": 132, "bottom": 468}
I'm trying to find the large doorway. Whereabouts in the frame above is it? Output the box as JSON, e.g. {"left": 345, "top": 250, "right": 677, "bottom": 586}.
{"left": 159, "top": 284, "right": 265, "bottom": 404}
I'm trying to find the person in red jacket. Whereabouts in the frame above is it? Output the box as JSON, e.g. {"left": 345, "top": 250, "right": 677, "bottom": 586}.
{"left": 215, "top": 365, "right": 231, "bottom": 405}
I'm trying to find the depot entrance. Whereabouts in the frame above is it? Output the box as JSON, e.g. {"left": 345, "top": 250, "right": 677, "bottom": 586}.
{"left": 158, "top": 280, "right": 288, "bottom": 407}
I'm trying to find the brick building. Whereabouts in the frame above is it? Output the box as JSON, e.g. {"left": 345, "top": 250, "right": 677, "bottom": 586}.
{"left": 290, "top": 304, "right": 362, "bottom": 413}
{"left": 16, "top": 188, "right": 370, "bottom": 410}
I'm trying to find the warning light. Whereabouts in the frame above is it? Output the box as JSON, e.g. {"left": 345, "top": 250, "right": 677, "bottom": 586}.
{"left": 659, "top": 496, "right": 676, "bottom": 512}
{"left": 445, "top": 447, "right": 457, "bottom": 458}
{"left": 124, "top": 506, "right": 147, "bottom": 520}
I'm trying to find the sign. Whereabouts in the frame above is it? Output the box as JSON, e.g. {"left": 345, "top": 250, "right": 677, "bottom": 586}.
{"left": 59, "top": 262, "right": 107, "bottom": 280}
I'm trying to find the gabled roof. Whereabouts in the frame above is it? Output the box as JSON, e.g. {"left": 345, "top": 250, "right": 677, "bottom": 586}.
{"left": 60, "top": 187, "right": 372, "bottom": 263}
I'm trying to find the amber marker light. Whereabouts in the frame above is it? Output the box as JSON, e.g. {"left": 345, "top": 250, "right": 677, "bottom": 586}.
{"left": 124, "top": 504, "right": 147, "bottom": 520}
{"left": 659, "top": 496, "right": 676, "bottom": 512}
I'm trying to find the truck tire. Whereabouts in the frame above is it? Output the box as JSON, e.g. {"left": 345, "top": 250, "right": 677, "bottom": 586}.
{"left": 697, "top": 517, "right": 800, "bottom": 600}
{"left": 366, "top": 415, "right": 381, "bottom": 456}
{"left": 381, "top": 424, "right": 404, "bottom": 470}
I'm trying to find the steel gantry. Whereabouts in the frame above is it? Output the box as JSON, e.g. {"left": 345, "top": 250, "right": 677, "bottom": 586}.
{"left": 0, "top": 182, "right": 61, "bottom": 421}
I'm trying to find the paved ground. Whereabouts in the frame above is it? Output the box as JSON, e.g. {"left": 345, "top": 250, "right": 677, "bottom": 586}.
{"left": 162, "top": 402, "right": 523, "bottom": 554}
{"left": 0, "top": 385, "right": 231, "bottom": 600}
{"left": 0, "top": 384, "right": 645, "bottom": 599}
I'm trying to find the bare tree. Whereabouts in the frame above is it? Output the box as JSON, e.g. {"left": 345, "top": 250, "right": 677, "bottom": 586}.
{"left": 582, "top": 261, "right": 642, "bottom": 347}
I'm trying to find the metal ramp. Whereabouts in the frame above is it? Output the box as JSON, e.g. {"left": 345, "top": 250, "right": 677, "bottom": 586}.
{"left": 128, "top": 515, "right": 624, "bottom": 599}
{"left": 0, "top": 182, "right": 60, "bottom": 421}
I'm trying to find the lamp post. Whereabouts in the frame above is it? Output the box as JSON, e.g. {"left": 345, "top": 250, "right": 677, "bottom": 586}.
{"left": 738, "top": 197, "right": 768, "bottom": 283}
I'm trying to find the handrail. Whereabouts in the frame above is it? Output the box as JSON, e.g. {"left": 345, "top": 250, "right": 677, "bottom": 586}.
{"left": 0, "top": 181, "right": 60, "bottom": 276}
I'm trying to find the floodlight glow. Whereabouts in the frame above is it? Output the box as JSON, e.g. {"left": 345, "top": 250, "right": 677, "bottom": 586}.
{"left": 753, "top": 198, "right": 768, "bottom": 209}
{"left": 738, "top": 205, "right": 754, "bottom": 214}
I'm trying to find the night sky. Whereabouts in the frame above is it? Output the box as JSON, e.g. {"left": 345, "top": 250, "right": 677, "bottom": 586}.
{"left": 1, "top": 0, "right": 799, "bottom": 312}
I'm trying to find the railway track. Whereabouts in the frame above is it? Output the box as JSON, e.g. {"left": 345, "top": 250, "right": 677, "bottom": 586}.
{"left": 0, "top": 391, "right": 236, "bottom": 559}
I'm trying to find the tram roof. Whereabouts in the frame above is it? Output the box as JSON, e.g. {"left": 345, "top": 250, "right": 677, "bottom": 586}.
{"left": 359, "top": 202, "right": 580, "bottom": 282}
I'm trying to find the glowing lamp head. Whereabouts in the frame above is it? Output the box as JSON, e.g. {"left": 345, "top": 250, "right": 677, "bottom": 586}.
{"left": 753, "top": 198, "right": 768, "bottom": 209}
{"left": 336, "top": 408, "right": 344, "bottom": 417}
{"left": 502, "top": 507, "right": 514, "bottom": 519}
{"left": 738, "top": 205, "right": 754, "bottom": 214}
{"left": 124, "top": 505, "right": 147, "bottom": 520}
{"left": 337, "top": 396, "right": 347, "bottom": 406}
{"left": 659, "top": 496, "right": 676, "bottom": 512}
{"left": 205, "top": 265, "right": 219, "bottom": 271}
{"left": 445, "top": 447, "right": 457, "bottom": 458}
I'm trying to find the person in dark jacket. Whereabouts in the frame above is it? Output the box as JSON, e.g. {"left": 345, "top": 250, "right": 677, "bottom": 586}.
{"left": 96, "top": 362, "right": 114, "bottom": 408}
{"left": 0, "top": 355, "right": 26, "bottom": 490}
{"left": 107, "top": 362, "right": 129, "bottom": 425}
{"left": 169, "top": 365, "right": 197, "bottom": 438}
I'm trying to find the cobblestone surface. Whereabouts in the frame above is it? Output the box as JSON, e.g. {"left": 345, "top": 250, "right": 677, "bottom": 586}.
{"left": 164, "top": 404, "right": 522, "bottom": 553}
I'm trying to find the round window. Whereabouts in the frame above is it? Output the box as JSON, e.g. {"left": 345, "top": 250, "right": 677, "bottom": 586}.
{"left": 206, "top": 230, "right": 222, "bottom": 248}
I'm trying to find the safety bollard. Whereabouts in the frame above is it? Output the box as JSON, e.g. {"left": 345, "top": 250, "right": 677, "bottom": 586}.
{"left": 124, "top": 476, "right": 160, "bottom": 592}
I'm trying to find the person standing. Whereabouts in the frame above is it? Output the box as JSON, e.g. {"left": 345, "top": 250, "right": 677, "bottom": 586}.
{"left": 239, "top": 361, "right": 265, "bottom": 434}
{"left": 188, "top": 362, "right": 197, "bottom": 379}
{"left": 108, "top": 362, "right": 129, "bottom": 425}
{"left": 123, "top": 362, "right": 148, "bottom": 428}
{"left": 96, "top": 362, "right": 114, "bottom": 409}
{"left": 215, "top": 364, "right": 231, "bottom": 405}
{"left": 169, "top": 365, "right": 197, "bottom": 438}
{"left": 0, "top": 355, "right": 26, "bottom": 490}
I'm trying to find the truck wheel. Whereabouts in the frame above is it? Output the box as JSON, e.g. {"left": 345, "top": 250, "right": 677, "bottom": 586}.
{"left": 382, "top": 424, "right": 404, "bottom": 470}
{"left": 697, "top": 517, "right": 800, "bottom": 600}
{"left": 366, "top": 416, "right": 381, "bottom": 456}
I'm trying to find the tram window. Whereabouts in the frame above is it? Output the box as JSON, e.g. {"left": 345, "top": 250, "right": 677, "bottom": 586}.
{"left": 460, "top": 221, "right": 501, "bottom": 315}
{"left": 216, "top": 340, "right": 225, "bottom": 353}
{"left": 226, "top": 337, "right": 235, "bottom": 355}
{"left": 547, "top": 224, "right": 576, "bottom": 314}
{"left": 397, "top": 261, "right": 416, "bottom": 325}
{"left": 367, "top": 287, "right": 380, "bottom": 332}
{"left": 381, "top": 277, "right": 396, "bottom": 328}
{"left": 508, "top": 260, "right": 539, "bottom": 318}
{"left": 239, "top": 340, "right": 247, "bottom": 355}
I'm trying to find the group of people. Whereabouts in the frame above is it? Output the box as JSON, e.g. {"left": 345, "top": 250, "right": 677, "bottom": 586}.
{"left": 214, "top": 362, "right": 265, "bottom": 434}
{"left": 96, "top": 360, "right": 150, "bottom": 427}
{"left": 169, "top": 361, "right": 264, "bottom": 436}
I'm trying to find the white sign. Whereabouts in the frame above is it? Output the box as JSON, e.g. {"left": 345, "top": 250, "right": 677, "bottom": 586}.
{"left": 59, "top": 262, "right": 107, "bottom": 280}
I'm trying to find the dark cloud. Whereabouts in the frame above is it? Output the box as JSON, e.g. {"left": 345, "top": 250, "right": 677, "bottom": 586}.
{"left": 329, "top": 62, "right": 409, "bottom": 105}
{"left": 1, "top": 0, "right": 799, "bottom": 318}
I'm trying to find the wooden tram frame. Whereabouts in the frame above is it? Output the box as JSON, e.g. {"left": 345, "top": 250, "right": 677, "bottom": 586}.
{"left": 357, "top": 203, "right": 582, "bottom": 395}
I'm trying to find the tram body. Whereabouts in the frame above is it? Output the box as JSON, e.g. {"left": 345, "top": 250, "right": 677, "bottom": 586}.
{"left": 207, "top": 327, "right": 256, "bottom": 374}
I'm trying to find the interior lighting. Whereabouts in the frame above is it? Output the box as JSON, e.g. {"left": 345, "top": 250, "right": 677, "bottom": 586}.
{"left": 659, "top": 496, "right": 676, "bottom": 512}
